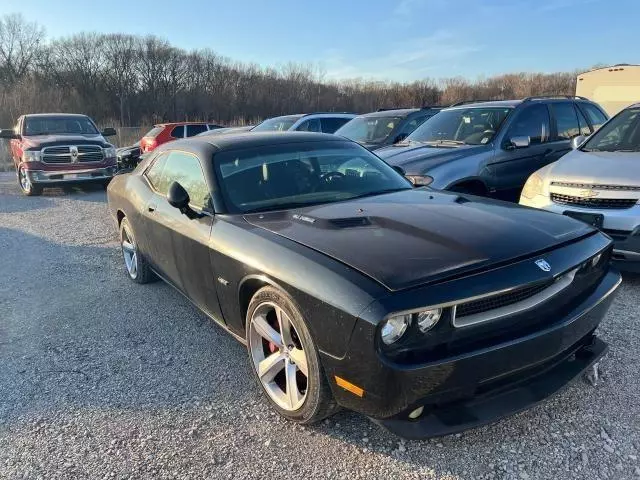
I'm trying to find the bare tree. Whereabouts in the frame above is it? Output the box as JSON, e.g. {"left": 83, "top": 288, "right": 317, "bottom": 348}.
{"left": 0, "top": 13, "right": 45, "bottom": 85}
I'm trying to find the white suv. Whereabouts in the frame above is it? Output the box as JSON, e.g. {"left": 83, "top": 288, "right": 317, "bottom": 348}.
{"left": 251, "top": 113, "right": 356, "bottom": 134}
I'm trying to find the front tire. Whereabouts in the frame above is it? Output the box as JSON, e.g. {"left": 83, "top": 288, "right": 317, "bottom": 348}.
{"left": 119, "top": 217, "right": 155, "bottom": 284}
{"left": 246, "top": 286, "right": 338, "bottom": 424}
{"left": 17, "top": 165, "right": 42, "bottom": 196}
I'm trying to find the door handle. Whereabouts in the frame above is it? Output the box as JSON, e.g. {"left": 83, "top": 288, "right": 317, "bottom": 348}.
{"left": 148, "top": 204, "right": 157, "bottom": 213}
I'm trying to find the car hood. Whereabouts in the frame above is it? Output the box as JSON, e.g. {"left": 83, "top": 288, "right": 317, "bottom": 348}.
{"left": 23, "top": 134, "right": 109, "bottom": 149}
{"left": 244, "top": 189, "right": 593, "bottom": 291}
{"left": 544, "top": 149, "right": 640, "bottom": 186}
{"left": 376, "top": 143, "right": 490, "bottom": 173}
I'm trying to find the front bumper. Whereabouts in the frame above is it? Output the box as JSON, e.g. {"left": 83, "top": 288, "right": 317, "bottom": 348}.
{"left": 520, "top": 194, "right": 640, "bottom": 269}
{"left": 26, "top": 167, "right": 117, "bottom": 184}
{"left": 321, "top": 267, "right": 621, "bottom": 439}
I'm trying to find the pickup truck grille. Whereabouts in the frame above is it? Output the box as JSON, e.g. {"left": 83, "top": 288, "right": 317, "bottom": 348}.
{"left": 551, "top": 193, "right": 637, "bottom": 210}
{"left": 42, "top": 145, "right": 104, "bottom": 164}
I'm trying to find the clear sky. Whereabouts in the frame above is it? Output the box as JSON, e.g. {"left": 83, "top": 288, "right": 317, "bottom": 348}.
{"left": 0, "top": 0, "right": 637, "bottom": 82}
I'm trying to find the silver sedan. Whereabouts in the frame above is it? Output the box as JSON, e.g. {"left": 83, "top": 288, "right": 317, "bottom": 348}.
{"left": 520, "top": 102, "right": 640, "bottom": 271}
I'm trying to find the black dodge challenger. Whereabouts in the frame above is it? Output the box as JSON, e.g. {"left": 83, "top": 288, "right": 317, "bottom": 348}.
{"left": 107, "top": 132, "right": 621, "bottom": 438}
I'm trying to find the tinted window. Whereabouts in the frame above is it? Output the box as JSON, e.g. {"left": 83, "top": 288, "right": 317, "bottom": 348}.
{"left": 553, "top": 103, "right": 580, "bottom": 140}
{"left": 170, "top": 126, "right": 184, "bottom": 138}
{"left": 320, "top": 117, "right": 350, "bottom": 133}
{"left": 157, "top": 151, "right": 210, "bottom": 209}
{"left": 252, "top": 116, "right": 301, "bottom": 132}
{"left": 23, "top": 115, "right": 99, "bottom": 135}
{"left": 186, "top": 124, "right": 207, "bottom": 137}
{"left": 575, "top": 107, "right": 591, "bottom": 136}
{"left": 296, "top": 118, "right": 321, "bottom": 132}
{"left": 208, "top": 124, "right": 223, "bottom": 130}
{"left": 582, "top": 103, "right": 608, "bottom": 130}
{"left": 506, "top": 104, "right": 550, "bottom": 144}
{"left": 215, "top": 141, "right": 411, "bottom": 213}
{"left": 582, "top": 108, "right": 640, "bottom": 152}
{"left": 145, "top": 152, "right": 169, "bottom": 191}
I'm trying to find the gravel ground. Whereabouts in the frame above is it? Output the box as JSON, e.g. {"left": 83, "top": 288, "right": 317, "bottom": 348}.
{"left": 0, "top": 171, "right": 639, "bottom": 480}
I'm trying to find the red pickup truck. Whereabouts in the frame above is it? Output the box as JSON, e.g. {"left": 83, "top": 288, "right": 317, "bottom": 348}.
{"left": 0, "top": 113, "right": 118, "bottom": 196}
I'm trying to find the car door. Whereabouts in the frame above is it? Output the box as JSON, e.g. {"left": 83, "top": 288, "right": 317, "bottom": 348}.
{"left": 140, "top": 151, "right": 183, "bottom": 288}
{"left": 546, "top": 102, "right": 585, "bottom": 161}
{"left": 158, "top": 150, "right": 224, "bottom": 321}
{"left": 490, "top": 103, "right": 554, "bottom": 197}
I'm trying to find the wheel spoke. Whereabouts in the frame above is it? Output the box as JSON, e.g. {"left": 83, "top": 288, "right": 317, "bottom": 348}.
{"left": 130, "top": 253, "right": 137, "bottom": 275}
{"left": 258, "top": 352, "right": 286, "bottom": 382}
{"left": 252, "top": 314, "right": 283, "bottom": 346}
{"left": 277, "top": 307, "right": 295, "bottom": 347}
{"left": 285, "top": 359, "right": 301, "bottom": 409}
{"left": 289, "top": 348, "right": 308, "bottom": 377}
{"left": 122, "top": 240, "right": 135, "bottom": 253}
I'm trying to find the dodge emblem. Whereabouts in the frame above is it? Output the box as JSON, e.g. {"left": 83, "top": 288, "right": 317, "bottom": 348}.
{"left": 535, "top": 259, "right": 551, "bottom": 272}
{"left": 70, "top": 146, "right": 79, "bottom": 162}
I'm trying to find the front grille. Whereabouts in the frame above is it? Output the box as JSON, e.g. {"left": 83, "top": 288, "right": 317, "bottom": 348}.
{"left": 551, "top": 193, "right": 637, "bottom": 210}
{"left": 41, "top": 145, "right": 104, "bottom": 164}
{"left": 551, "top": 182, "right": 640, "bottom": 191}
{"left": 456, "top": 281, "right": 553, "bottom": 318}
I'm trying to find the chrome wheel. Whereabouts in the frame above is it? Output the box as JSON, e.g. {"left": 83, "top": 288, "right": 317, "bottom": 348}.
{"left": 121, "top": 224, "right": 138, "bottom": 279}
{"left": 18, "top": 167, "right": 31, "bottom": 193}
{"left": 249, "top": 302, "right": 309, "bottom": 411}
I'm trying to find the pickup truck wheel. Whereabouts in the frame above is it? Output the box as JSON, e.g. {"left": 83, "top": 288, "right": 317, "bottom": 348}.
{"left": 246, "top": 286, "right": 339, "bottom": 424}
{"left": 119, "top": 217, "right": 154, "bottom": 284}
{"left": 17, "top": 166, "right": 41, "bottom": 196}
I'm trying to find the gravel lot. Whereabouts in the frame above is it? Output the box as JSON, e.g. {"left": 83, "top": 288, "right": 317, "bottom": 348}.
{"left": 0, "top": 171, "right": 639, "bottom": 480}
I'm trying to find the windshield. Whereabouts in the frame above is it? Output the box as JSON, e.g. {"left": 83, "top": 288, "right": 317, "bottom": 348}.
{"left": 214, "top": 141, "right": 412, "bottom": 213}
{"left": 335, "top": 116, "right": 402, "bottom": 144}
{"left": 582, "top": 107, "right": 640, "bottom": 152}
{"left": 251, "top": 116, "right": 302, "bottom": 132}
{"left": 407, "top": 107, "right": 512, "bottom": 145}
{"left": 23, "top": 116, "right": 99, "bottom": 136}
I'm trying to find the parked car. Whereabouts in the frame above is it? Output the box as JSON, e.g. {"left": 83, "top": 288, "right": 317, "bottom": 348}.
{"left": 0, "top": 113, "right": 117, "bottom": 196}
{"left": 196, "top": 125, "right": 254, "bottom": 137}
{"left": 107, "top": 132, "right": 620, "bottom": 438}
{"left": 334, "top": 107, "right": 441, "bottom": 150}
{"left": 140, "top": 122, "right": 224, "bottom": 153}
{"left": 250, "top": 113, "right": 356, "bottom": 133}
{"left": 116, "top": 142, "right": 142, "bottom": 171}
{"left": 520, "top": 102, "right": 640, "bottom": 272}
{"left": 376, "top": 96, "right": 609, "bottom": 199}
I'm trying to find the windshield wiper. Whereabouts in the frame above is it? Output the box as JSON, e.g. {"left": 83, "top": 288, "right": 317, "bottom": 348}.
{"left": 423, "top": 140, "right": 466, "bottom": 147}
{"left": 349, "top": 188, "right": 411, "bottom": 200}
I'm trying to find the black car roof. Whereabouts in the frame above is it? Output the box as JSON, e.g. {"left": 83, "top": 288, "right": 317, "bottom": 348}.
{"left": 163, "top": 132, "right": 345, "bottom": 153}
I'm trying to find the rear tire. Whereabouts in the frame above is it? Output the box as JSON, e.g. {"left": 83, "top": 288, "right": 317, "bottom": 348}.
{"left": 119, "top": 217, "right": 155, "bottom": 284}
{"left": 246, "top": 286, "right": 339, "bottom": 424}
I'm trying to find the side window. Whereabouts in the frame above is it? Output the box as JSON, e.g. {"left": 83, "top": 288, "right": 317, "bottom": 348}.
{"left": 505, "top": 104, "right": 550, "bottom": 144}
{"left": 575, "top": 106, "right": 591, "bottom": 136}
{"left": 297, "top": 118, "right": 321, "bottom": 132}
{"left": 170, "top": 125, "right": 184, "bottom": 138}
{"left": 320, "top": 117, "right": 350, "bottom": 133}
{"left": 186, "top": 124, "right": 208, "bottom": 137}
{"left": 581, "top": 104, "right": 608, "bottom": 131}
{"left": 552, "top": 103, "right": 580, "bottom": 140}
{"left": 144, "top": 152, "right": 170, "bottom": 192}
{"left": 159, "top": 151, "right": 210, "bottom": 210}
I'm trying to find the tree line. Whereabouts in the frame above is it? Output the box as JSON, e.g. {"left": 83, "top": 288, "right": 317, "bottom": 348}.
{"left": 0, "top": 13, "right": 579, "bottom": 131}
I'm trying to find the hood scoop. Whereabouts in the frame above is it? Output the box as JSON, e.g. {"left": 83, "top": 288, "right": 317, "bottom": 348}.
{"left": 329, "top": 217, "right": 372, "bottom": 229}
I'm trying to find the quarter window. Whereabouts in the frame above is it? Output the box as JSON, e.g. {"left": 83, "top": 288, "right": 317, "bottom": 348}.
{"left": 158, "top": 151, "right": 210, "bottom": 210}
{"left": 186, "top": 124, "right": 207, "bottom": 137}
{"left": 144, "top": 152, "right": 169, "bottom": 191}
{"left": 170, "top": 125, "right": 184, "bottom": 138}
{"left": 505, "top": 104, "right": 550, "bottom": 144}
{"left": 552, "top": 103, "right": 581, "bottom": 140}
{"left": 575, "top": 107, "right": 591, "bottom": 136}
{"left": 581, "top": 103, "right": 608, "bottom": 131}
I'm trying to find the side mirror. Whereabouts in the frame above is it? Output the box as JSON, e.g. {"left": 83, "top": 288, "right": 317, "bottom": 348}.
{"left": 509, "top": 136, "right": 530, "bottom": 149}
{"left": 391, "top": 165, "right": 406, "bottom": 176}
{"left": 102, "top": 127, "right": 117, "bottom": 137}
{"left": 570, "top": 135, "right": 587, "bottom": 150}
{"left": 0, "top": 128, "right": 19, "bottom": 139}
{"left": 393, "top": 133, "right": 408, "bottom": 144}
{"left": 167, "top": 181, "right": 190, "bottom": 210}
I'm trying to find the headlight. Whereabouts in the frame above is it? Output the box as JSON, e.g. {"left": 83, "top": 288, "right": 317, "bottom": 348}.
{"left": 22, "top": 151, "right": 42, "bottom": 162}
{"left": 104, "top": 147, "right": 117, "bottom": 158}
{"left": 521, "top": 173, "right": 544, "bottom": 199}
{"left": 405, "top": 175, "right": 433, "bottom": 186}
{"left": 380, "top": 314, "right": 411, "bottom": 345}
{"left": 416, "top": 308, "right": 442, "bottom": 333}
